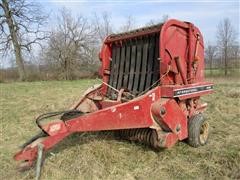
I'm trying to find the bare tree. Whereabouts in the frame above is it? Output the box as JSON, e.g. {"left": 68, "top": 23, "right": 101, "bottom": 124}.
{"left": 229, "top": 45, "right": 240, "bottom": 68}
{"left": 43, "top": 8, "right": 95, "bottom": 80}
{"left": 216, "top": 18, "right": 237, "bottom": 76}
{"left": 92, "top": 12, "right": 113, "bottom": 43}
{"left": 205, "top": 43, "right": 217, "bottom": 75}
{"left": 161, "top": 14, "right": 169, "bottom": 22}
{"left": 145, "top": 14, "right": 169, "bottom": 26}
{"left": 0, "top": 0, "right": 49, "bottom": 80}
{"left": 119, "top": 15, "right": 136, "bottom": 32}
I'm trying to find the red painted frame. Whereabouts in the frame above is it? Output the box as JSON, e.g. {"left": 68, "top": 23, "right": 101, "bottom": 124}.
{"left": 14, "top": 19, "right": 213, "bottom": 168}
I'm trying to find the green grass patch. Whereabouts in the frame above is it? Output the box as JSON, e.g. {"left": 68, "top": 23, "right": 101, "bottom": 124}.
{"left": 1, "top": 78, "right": 240, "bottom": 179}
{"left": 205, "top": 68, "right": 240, "bottom": 77}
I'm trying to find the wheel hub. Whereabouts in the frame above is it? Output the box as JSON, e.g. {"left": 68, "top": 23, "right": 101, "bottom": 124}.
{"left": 199, "top": 121, "right": 209, "bottom": 144}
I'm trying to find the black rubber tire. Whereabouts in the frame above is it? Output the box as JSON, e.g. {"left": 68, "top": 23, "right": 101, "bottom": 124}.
{"left": 188, "top": 114, "right": 209, "bottom": 148}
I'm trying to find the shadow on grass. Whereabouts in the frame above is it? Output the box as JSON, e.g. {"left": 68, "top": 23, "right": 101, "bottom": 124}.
{"left": 46, "top": 130, "right": 163, "bottom": 159}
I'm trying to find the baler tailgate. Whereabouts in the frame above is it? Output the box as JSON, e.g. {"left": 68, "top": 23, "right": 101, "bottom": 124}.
{"left": 107, "top": 32, "right": 160, "bottom": 99}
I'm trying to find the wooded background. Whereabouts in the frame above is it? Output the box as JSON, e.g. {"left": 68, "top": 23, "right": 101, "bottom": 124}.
{"left": 0, "top": 0, "right": 239, "bottom": 82}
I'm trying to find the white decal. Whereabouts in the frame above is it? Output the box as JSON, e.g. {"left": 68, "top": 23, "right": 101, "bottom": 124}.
{"left": 49, "top": 124, "right": 61, "bottom": 132}
{"left": 149, "top": 93, "right": 155, "bottom": 101}
{"left": 134, "top": 106, "right": 140, "bottom": 110}
{"left": 111, "top": 107, "right": 116, "bottom": 112}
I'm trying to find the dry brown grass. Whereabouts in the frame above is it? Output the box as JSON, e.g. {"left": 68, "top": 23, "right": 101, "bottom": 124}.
{"left": 1, "top": 78, "right": 240, "bottom": 179}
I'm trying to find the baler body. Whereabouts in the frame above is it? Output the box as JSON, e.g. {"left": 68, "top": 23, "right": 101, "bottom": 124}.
{"left": 100, "top": 19, "right": 206, "bottom": 97}
{"left": 14, "top": 19, "right": 213, "bottom": 170}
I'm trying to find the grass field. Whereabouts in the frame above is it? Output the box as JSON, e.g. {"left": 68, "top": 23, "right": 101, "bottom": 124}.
{"left": 205, "top": 68, "right": 240, "bottom": 77}
{"left": 1, "top": 78, "right": 240, "bottom": 180}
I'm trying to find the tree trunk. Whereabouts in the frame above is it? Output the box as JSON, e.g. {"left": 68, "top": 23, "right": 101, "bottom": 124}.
{"left": 210, "top": 57, "right": 213, "bottom": 75}
{"left": 2, "top": 0, "right": 26, "bottom": 81}
{"left": 224, "top": 47, "right": 228, "bottom": 76}
{"left": 64, "top": 58, "right": 69, "bottom": 80}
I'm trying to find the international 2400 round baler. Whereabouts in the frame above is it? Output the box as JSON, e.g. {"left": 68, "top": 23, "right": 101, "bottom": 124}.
{"left": 14, "top": 19, "right": 213, "bottom": 170}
